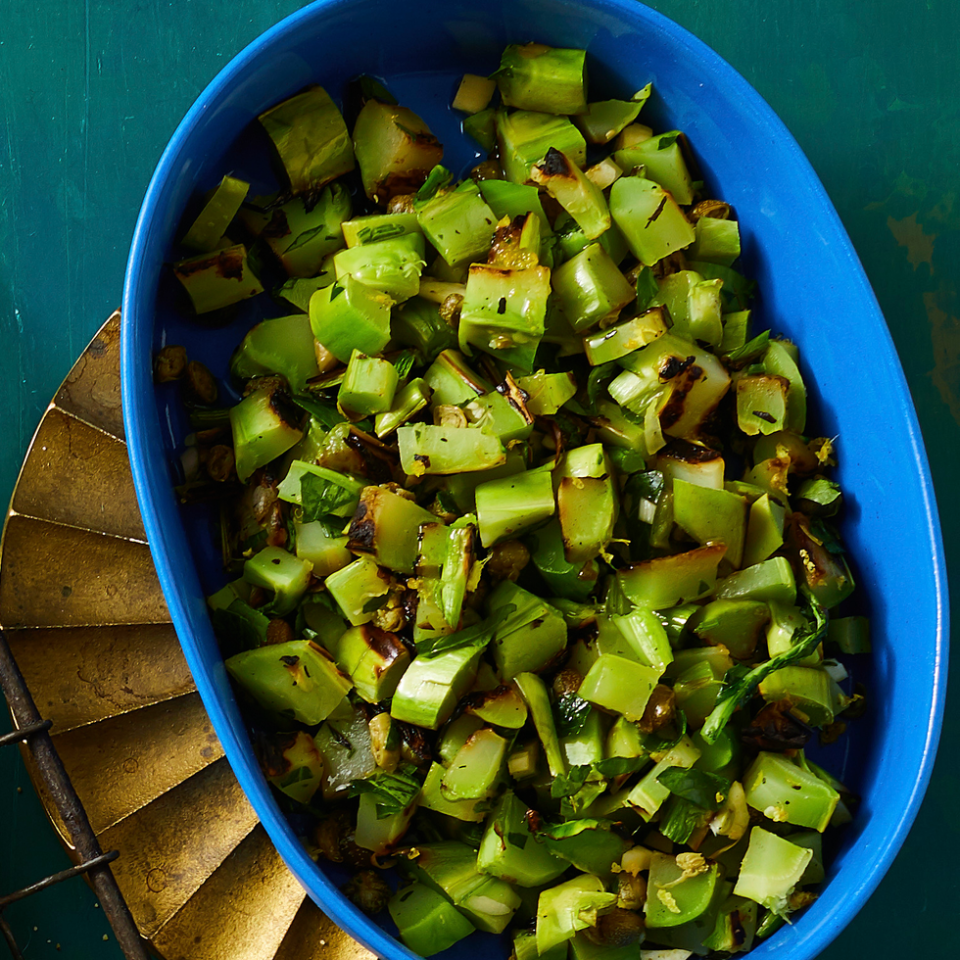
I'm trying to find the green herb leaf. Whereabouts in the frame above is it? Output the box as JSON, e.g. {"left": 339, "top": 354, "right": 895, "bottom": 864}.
{"left": 415, "top": 604, "right": 515, "bottom": 658}
{"left": 585, "top": 361, "right": 621, "bottom": 413}
{"left": 300, "top": 472, "right": 356, "bottom": 523}
{"left": 559, "top": 780, "right": 608, "bottom": 817}
{"left": 528, "top": 816, "right": 612, "bottom": 841}
{"left": 725, "top": 330, "right": 770, "bottom": 364}
{"left": 593, "top": 755, "right": 647, "bottom": 778}
{"left": 415, "top": 165, "right": 452, "bottom": 205}
{"left": 290, "top": 393, "right": 346, "bottom": 430}
{"left": 635, "top": 266, "right": 660, "bottom": 312}
{"left": 796, "top": 478, "right": 843, "bottom": 516}
{"left": 550, "top": 764, "right": 591, "bottom": 799}
{"left": 506, "top": 831, "right": 529, "bottom": 850}
{"left": 657, "top": 767, "right": 730, "bottom": 810}
{"left": 392, "top": 351, "right": 416, "bottom": 382}
{"left": 554, "top": 693, "right": 592, "bottom": 739}
{"left": 700, "top": 595, "right": 828, "bottom": 744}
{"left": 349, "top": 764, "right": 422, "bottom": 820}
{"left": 659, "top": 795, "right": 707, "bottom": 844}
{"left": 285, "top": 224, "right": 332, "bottom": 254}
{"left": 810, "top": 518, "right": 846, "bottom": 555}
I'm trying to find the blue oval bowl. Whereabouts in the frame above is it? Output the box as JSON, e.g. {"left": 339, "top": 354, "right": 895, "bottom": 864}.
{"left": 122, "top": 1, "right": 948, "bottom": 958}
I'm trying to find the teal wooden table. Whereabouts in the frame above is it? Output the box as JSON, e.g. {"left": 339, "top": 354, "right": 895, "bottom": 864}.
{"left": 1, "top": 1, "right": 955, "bottom": 957}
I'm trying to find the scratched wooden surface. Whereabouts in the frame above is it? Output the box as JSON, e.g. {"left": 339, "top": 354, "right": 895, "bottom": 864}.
{"left": 0, "top": 1, "right": 956, "bottom": 957}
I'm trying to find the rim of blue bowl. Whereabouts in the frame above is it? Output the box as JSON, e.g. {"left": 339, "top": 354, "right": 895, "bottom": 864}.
{"left": 122, "top": 1, "right": 949, "bottom": 957}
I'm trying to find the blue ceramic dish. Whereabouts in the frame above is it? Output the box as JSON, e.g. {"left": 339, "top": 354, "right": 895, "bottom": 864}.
{"left": 122, "top": 1, "right": 948, "bottom": 958}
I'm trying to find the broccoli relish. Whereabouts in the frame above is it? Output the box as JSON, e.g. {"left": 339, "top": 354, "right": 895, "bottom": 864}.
{"left": 160, "top": 40, "right": 870, "bottom": 960}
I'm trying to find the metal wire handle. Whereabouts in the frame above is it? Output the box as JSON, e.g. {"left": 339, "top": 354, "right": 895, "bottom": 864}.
{"left": 0, "top": 629, "right": 151, "bottom": 960}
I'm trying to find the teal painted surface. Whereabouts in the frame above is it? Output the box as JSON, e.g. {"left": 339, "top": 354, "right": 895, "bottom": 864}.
{"left": 0, "top": 1, "right": 955, "bottom": 957}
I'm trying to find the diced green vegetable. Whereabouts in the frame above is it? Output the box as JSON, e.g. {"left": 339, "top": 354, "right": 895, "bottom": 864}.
{"left": 388, "top": 882, "right": 475, "bottom": 956}
{"left": 180, "top": 175, "right": 249, "bottom": 253}
{"left": 645, "top": 852, "right": 720, "bottom": 928}
{"left": 259, "top": 86, "right": 354, "bottom": 197}
{"left": 610, "top": 176, "right": 696, "bottom": 267}
{"left": 476, "top": 469, "right": 556, "bottom": 547}
{"left": 458, "top": 262, "right": 551, "bottom": 370}
{"left": 231, "top": 313, "right": 319, "bottom": 391}
{"left": 495, "top": 43, "right": 587, "bottom": 115}
{"left": 353, "top": 99, "right": 443, "bottom": 203}
{"left": 733, "top": 827, "right": 812, "bottom": 917}
{"left": 417, "top": 177, "right": 498, "bottom": 268}
{"left": 173, "top": 243, "right": 264, "bottom": 314}
{"left": 531, "top": 148, "right": 611, "bottom": 240}
{"left": 497, "top": 109, "right": 587, "bottom": 184}
{"left": 309, "top": 274, "right": 393, "bottom": 363}
{"left": 536, "top": 875, "right": 618, "bottom": 953}
{"left": 333, "top": 233, "right": 425, "bottom": 302}
{"left": 225, "top": 640, "right": 351, "bottom": 725}
{"left": 230, "top": 384, "right": 304, "bottom": 483}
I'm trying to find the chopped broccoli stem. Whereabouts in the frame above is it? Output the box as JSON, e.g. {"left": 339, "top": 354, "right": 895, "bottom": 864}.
{"left": 535, "top": 875, "right": 617, "bottom": 953}
{"left": 479, "top": 791, "right": 568, "bottom": 886}
{"left": 644, "top": 851, "right": 720, "bottom": 928}
{"left": 476, "top": 469, "right": 556, "bottom": 547}
{"left": 488, "top": 580, "right": 568, "bottom": 678}
{"left": 458, "top": 262, "right": 551, "bottom": 370}
{"left": 353, "top": 99, "right": 443, "bottom": 203}
{"left": 573, "top": 88, "right": 650, "bottom": 145}
{"left": 335, "top": 624, "right": 411, "bottom": 703}
{"left": 614, "top": 130, "right": 694, "bottom": 205}
{"left": 258, "top": 85, "right": 354, "bottom": 197}
{"left": 230, "top": 313, "right": 320, "bottom": 391}
{"left": 180, "top": 174, "right": 249, "bottom": 253}
{"left": 531, "top": 148, "right": 611, "bottom": 240}
{"left": 579, "top": 654, "right": 661, "bottom": 721}
{"left": 229, "top": 383, "right": 304, "bottom": 483}
{"left": 390, "top": 644, "right": 483, "bottom": 730}
{"left": 225, "top": 640, "right": 351, "bottom": 725}
{"left": 388, "top": 882, "right": 475, "bottom": 957}
{"left": 515, "top": 671, "right": 566, "bottom": 778}
{"left": 609, "top": 176, "right": 696, "bottom": 267}
{"left": 516, "top": 370, "right": 577, "bottom": 415}
{"left": 463, "top": 106, "right": 498, "bottom": 152}
{"left": 308, "top": 273, "right": 393, "bottom": 363}
{"left": 416, "top": 176, "right": 497, "bottom": 267}
{"left": 743, "top": 752, "right": 840, "bottom": 831}
{"left": 583, "top": 306, "right": 667, "bottom": 365}
{"left": 551, "top": 242, "right": 634, "bottom": 333}
{"left": 346, "top": 485, "right": 435, "bottom": 574}
{"left": 441, "top": 727, "right": 509, "bottom": 800}
{"left": 324, "top": 555, "right": 390, "bottom": 626}
{"left": 452, "top": 73, "right": 497, "bottom": 114}
{"left": 733, "top": 827, "right": 813, "bottom": 917}
{"left": 495, "top": 43, "right": 587, "bottom": 116}
{"left": 397, "top": 423, "right": 506, "bottom": 476}
{"left": 333, "top": 232, "right": 425, "bottom": 302}
{"left": 173, "top": 243, "right": 264, "bottom": 314}
{"left": 374, "top": 378, "right": 431, "bottom": 438}
{"left": 338, "top": 350, "right": 399, "bottom": 417}
{"left": 497, "top": 109, "right": 587, "bottom": 184}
